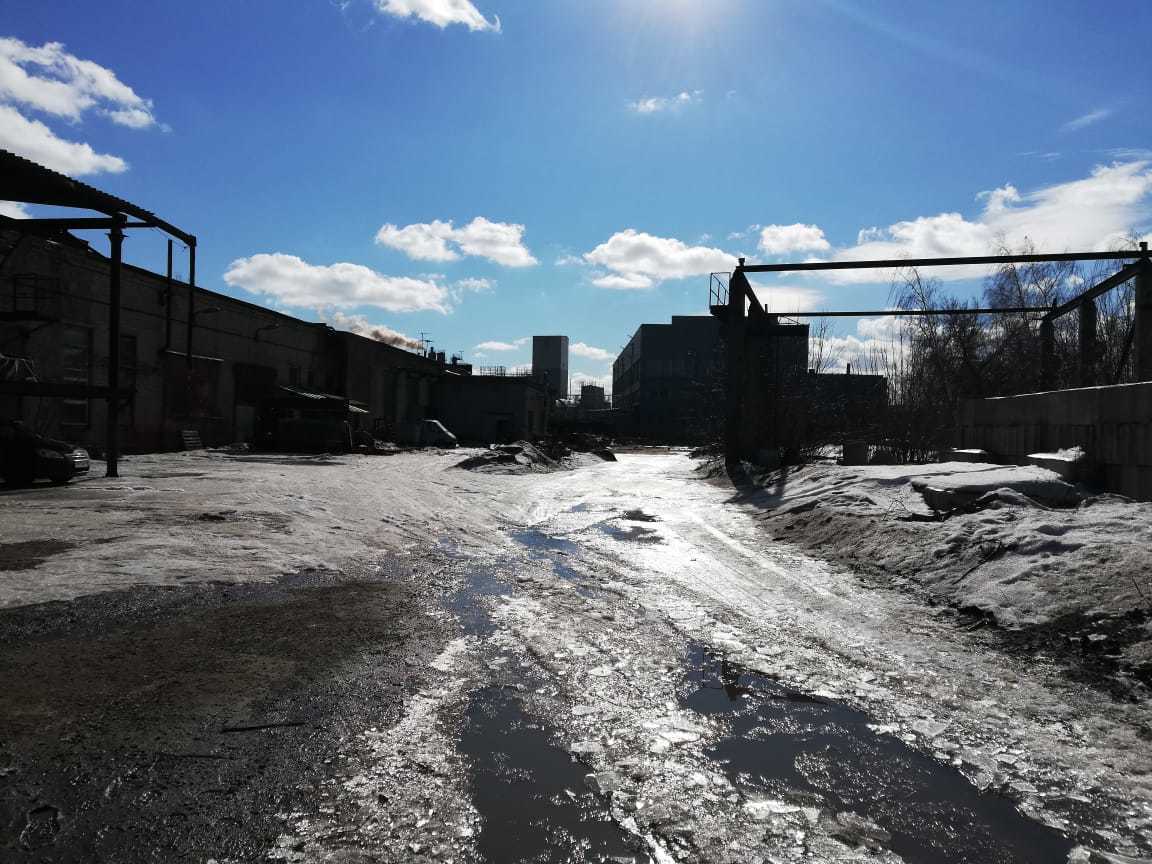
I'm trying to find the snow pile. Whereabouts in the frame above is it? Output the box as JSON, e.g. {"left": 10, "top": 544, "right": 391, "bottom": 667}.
{"left": 710, "top": 458, "right": 1152, "bottom": 679}
{"left": 454, "top": 441, "right": 563, "bottom": 474}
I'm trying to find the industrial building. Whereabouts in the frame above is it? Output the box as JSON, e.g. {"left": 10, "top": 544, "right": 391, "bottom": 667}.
{"left": 0, "top": 225, "right": 547, "bottom": 452}
{"left": 531, "top": 335, "right": 569, "bottom": 398}
{"left": 612, "top": 313, "right": 885, "bottom": 446}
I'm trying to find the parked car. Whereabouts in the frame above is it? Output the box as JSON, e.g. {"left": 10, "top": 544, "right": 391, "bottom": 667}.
{"left": 0, "top": 420, "right": 90, "bottom": 485}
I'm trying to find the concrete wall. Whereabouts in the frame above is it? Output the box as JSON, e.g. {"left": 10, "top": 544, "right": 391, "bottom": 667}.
{"left": 956, "top": 382, "right": 1152, "bottom": 500}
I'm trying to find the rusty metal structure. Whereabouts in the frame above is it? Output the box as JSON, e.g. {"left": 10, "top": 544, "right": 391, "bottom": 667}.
{"left": 715, "top": 245, "right": 1152, "bottom": 465}
{"left": 0, "top": 149, "right": 196, "bottom": 477}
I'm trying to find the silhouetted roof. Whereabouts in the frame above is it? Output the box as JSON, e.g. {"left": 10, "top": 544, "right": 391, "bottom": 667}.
{"left": 0, "top": 149, "right": 194, "bottom": 244}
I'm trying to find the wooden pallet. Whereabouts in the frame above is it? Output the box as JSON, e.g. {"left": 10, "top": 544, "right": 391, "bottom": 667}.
{"left": 180, "top": 429, "right": 203, "bottom": 450}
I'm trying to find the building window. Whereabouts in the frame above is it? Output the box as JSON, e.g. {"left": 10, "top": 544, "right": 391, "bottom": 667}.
{"left": 61, "top": 324, "right": 91, "bottom": 429}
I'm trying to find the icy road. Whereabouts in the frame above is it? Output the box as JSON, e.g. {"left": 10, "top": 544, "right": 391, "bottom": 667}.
{"left": 1, "top": 449, "right": 1150, "bottom": 863}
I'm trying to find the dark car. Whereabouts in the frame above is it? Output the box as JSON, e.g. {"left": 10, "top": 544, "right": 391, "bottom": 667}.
{"left": 0, "top": 420, "right": 90, "bottom": 486}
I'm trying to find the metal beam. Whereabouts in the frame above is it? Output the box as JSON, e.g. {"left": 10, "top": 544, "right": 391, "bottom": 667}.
{"left": 776, "top": 306, "right": 1050, "bottom": 318}
{"left": 1043, "top": 262, "right": 1141, "bottom": 321}
{"left": 0, "top": 216, "right": 152, "bottom": 230}
{"left": 737, "top": 250, "right": 1143, "bottom": 274}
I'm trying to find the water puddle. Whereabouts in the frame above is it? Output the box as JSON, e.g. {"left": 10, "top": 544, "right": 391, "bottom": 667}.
{"left": 681, "top": 643, "right": 1074, "bottom": 863}
{"left": 510, "top": 528, "right": 580, "bottom": 555}
{"left": 621, "top": 509, "right": 659, "bottom": 523}
{"left": 459, "top": 686, "right": 648, "bottom": 863}
{"left": 601, "top": 524, "right": 662, "bottom": 544}
{"left": 552, "top": 560, "right": 599, "bottom": 599}
{"left": 446, "top": 568, "right": 511, "bottom": 637}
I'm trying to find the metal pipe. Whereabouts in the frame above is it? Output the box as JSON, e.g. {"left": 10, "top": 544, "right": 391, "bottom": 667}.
{"left": 775, "top": 307, "right": 1050, "bottom": 318}
{"left": 736, "top": 250, "right": 1143, "bottom": 274}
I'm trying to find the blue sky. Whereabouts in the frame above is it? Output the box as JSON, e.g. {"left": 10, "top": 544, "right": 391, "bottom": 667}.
{"left": 3, "top": 0, "right": 1151, "bottom": 391}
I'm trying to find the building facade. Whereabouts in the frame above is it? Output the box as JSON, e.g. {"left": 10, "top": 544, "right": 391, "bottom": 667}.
{"left": 531, "top": 335, "right": 569, "bottom": 398}
{"left": 612, "top": 316, "right": 731, "bottom": 440}
{"left": 1, "top": 228, "right": 539, "bottom": 451}
{"left": 611, "top": 313, "right": 885, "bottom": 447}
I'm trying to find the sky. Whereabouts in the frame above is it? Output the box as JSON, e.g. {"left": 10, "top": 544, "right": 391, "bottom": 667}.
{"left": 2, "top": 0, "right": 1151, "bottom": 393}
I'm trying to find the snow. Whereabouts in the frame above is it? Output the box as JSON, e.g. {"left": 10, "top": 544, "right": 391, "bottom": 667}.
{"left": 0, "top": 449, "right": 515, "bottom": 608}
{"left": 710, "top": 458, "right": 1152, "bottom": 663}
{"left": 4, "top": 448, "right": 1151, "bottom": 860}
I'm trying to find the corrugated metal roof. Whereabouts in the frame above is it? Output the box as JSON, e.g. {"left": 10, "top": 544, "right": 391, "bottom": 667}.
{"left": 0, "top": 149, "right": 194, "bottom": 244}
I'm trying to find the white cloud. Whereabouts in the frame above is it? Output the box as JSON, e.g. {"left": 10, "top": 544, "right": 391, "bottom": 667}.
{"left": 584, "top": 229, "right": 733, "bottom": 290}
{"left": 572, "top": 372, "right": 612, "bottom": 395}
{"left": 758, "top": 223, "right": 830, "bottom": 256}
{"left": 453, "top": 276, "right": 492, "bottom": 293}
{"left": 570, "top": 342, "right": 615, "bottom": 362}
{"left": 316, "top": 307, "right": 422, "bottom": 351}
{"left": 629, "top": 90, "right": 702, "bottom": 114}
{"left": 0, "top": 105, "right": 126, "bottom": 175}
{"left": 0, "top": 200, "right": 29, "bottom": 218}
{"left": 0, "top": 38, "right": 158, "bottom": 127}
{"left": 0, "top": 38, "right": 160, "bottom": 177}
{"left": 747, "top": 283, "right": 824, "bottom": 313}
{"left": 592, "top": 273, "right": 654, "bottom": 290}
{"left": 474, "top": 338, "right": 527, "bottom": 352}
{"left": 449, "top": 276, "right": 493, "bottom": 304}
{"left": 375, "top": 0, "right": 500, "bottom": 31}
{"left": 375, "top": 216, "right": 537, "bottom": 267}
{"left": 1061, "top": 108, "right": 1111, "bottom": 133}
{"left": 818, "top": 161, "right": 1152, "bottom": 283}
{"left": 223, "top": 253, "right": 449, "bottom": 314}
{"left": 812, "top": 317, "right": 910, "bottom": 374}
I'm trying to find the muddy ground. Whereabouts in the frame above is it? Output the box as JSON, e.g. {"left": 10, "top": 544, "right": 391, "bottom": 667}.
{"left": 0, "top": 558, "right": 449, "bottom": 862}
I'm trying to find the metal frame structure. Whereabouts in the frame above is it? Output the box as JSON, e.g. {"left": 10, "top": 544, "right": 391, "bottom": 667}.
{"left": 0, "top": 149, "right": 197, "bottom": 477}
{"left": 716, "top": 245, "right": 1152, "bottom": 464}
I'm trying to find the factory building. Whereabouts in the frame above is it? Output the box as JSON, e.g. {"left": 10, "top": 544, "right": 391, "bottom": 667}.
{"left": 531, "top": 335, "right": 569, "bottom": 398}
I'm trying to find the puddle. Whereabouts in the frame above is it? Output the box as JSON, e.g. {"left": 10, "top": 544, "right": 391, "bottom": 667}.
{"left": 459, "top": 685, "right": 647, "bottom": 863}
{"left": 601, "top": 524, "right": 662, "bottom": 544}
{"left": 681, "top": 643, "right": 1074, "bottom": 863}
{"left": 446, "top": 569, "right": 511, "bottom": 637}
{"left": 621, "top": 509, "right": 659, "bottom": 523}
{"left": 510, "top": 528, "right": 580, "bottom": 555}
{"left": 0, "top": 539, "right": 76, "bottom": 571}
{"left": 568, "top": 503, "right": 592, "bottom": 513}
{"left": 552, "top": 561, "right": 599, "bottom": 599}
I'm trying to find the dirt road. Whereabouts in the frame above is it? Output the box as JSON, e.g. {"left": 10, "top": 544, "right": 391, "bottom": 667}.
{"left": 1, "top": 450, "right": 1149, "bottom": 862}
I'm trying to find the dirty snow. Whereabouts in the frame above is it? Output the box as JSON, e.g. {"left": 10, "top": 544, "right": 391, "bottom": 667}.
{"left": 3, "top": 449, "right": 1151, "bottom": 862}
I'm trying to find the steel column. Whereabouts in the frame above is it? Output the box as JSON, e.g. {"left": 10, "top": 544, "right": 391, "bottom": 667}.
{"left": 1136, "top": 256, "right": 1152, "bottom": 382}
{"left": 186, "top": 239, "right": 197, "bottom": 421}
{"left": 105, "top": 215, "right": 125, "bottom": 478}
{"left": 725, "top": 264, "right": 748, "bottom": 466}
